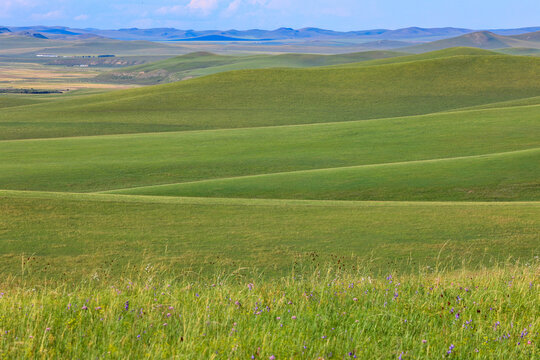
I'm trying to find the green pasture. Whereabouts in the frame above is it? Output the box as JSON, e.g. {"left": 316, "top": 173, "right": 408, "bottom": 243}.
{"left": 0, "top": 190, "right": 538, "bottom": 281}
{"left": 95, "top": 50, "right": 407, "bottom": 84}
{"left": 114, "top": 148, "right": 539, "bottom": 201}
{"left": 0, "top": 266, "right": 537, "bottom": 359}
{"left": 0, "top": 42, "right": 539, "bottom": 359}
{"left": 0, "top": 104, "right": 537, "bottom": 193}
{"left": 1, "top": 53, "right": 539, "bottom": 140}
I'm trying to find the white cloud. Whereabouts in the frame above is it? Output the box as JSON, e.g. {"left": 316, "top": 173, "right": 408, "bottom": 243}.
{"left": 223, "top": 0, "right": 268, "bottom": 16}
{"left": 31, "top": 10, "right": 63, "bottom": 20}
{"left": 156, "top": 0, "right": 222, "bottom": 17}
{"left": 225, "top": 0, "right": 243, "bottom": 13}
{"left": 0, "top": 0, "right": 37, "bottom": 17}
{"left": 74, "top": 14, "right": 89, "bottom": 21}
{"left": 186, "top": 0, "right": 220, "bottom": 15}
{"left": 155, "top": 5, "right": 185, "bottom": 16}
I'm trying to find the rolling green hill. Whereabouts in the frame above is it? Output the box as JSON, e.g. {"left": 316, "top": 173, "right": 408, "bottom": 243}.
{"left": 1, "top": 52, "right": 540, "bottom": 140}
{"left": 95, "top": 50, "right": 407, "bottom": 84}
{"left": 0, "top": 95, "right": 44, "bottom": 109}
{"left": 0, "top": 190, "right": 538, "bottom": 279}
{"left": 0, "top": 44, "right": 538, "bottom": 283}
{"left": 402, "top": 31, "right": 540, "bottom": 53}
{"left": 1, "top": 104, "right": 538, "bottom": 195}
{"left": 116, "top": 148, "right": 538, "bottom": 201}
{"left": 325, "top": 47, "right": 498, "bottom": 67}
{"left": 495, "top": 47, "right": 540, "bottom": 56}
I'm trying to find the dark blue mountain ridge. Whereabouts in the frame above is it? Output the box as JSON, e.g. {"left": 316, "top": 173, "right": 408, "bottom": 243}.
{"left": 2, "top": 25, "right": 540, "bottom": 42}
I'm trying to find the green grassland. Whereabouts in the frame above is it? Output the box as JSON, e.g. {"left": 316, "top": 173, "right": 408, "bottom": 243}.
{"left": 0, "top": 95, "right": 42, "bottom": 108}
{"left": 1, "top": 52, "right": 539, "bottom": 140}
{"left": 0, "top": 47, "right": 539, "bottom": 358}
{"left": 495, "top": 47, "right": 540, "bottom": 56}
{"left": 113, "top": 148, "right": 539, "bottom": 201}
{"left": 0, "top": 266, "right": 537, "bottom": 359}
{"left": 0, "top": 190, "right": 538, "bottom": 280}
{"left": 95, "top": 50, "right": 407, "bottom": 84}
{"left": 325, "top": 47, "right": 499, "bottom": 68}
{"left": 0, "top": 103, "right": 537, "bottom": 193}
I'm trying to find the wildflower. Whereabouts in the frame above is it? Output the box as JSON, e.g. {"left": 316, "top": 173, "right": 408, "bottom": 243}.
{"left": 269, "top": 356, "right": 275, "bottom": 360}
{"left": 447, "top": 344, "right": 454, "bottom": 354}
{"left": 124, "top": 301, "right": 129, "bottom": 311}
{"left": 81, "top": 305, "right": 88, "bottom": 310}
{"left": 291, "top": 315, "right": 297, "bottom": 320}
{"left": 353, "top": 298, "right": 358, "bottom": 302}
{"left": 45, "top": 328, "right": 51, "bottom": 332}
{"left": 276, "top": 316, "right": 281, "bottom": 320}
{"left": 167, "top": 313, "right": 171, "bottom": 317}
{"left": 248, "top": 283, "right": 254, "bottom": 290}
{"left": 163, "top": 323, "right": 167, "bottom": 326}
{"left": 422, "top": 339, "right": 427, "bottom": 343}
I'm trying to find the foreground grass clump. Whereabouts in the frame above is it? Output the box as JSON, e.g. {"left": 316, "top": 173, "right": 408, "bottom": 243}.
{"left": 0, "top": 265, "right": 537, "bottom": 359}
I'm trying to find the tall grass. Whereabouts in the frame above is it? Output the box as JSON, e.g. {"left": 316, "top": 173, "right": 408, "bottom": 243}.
{"left": 0, "top": 262, "right": 537, "bottom": 359}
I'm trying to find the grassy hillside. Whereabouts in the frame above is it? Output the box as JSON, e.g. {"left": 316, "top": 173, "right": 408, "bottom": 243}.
{"left": 1, "top": 53, "right": 540, "bottom": 140}
{"left": 95, "top": 50, "right": 406, "bottom": 84}
{"left": 1, "top": 31, "right": 539, "bottom": 360}
{"left": 1, "top": 104, "right": 538, "bottom": 193}
{"left": 326, "top": 47, "right": 498, "bottom": 67}
{"left": 0, "top": 95, "right": 44, "bottom": 108}
{"left": 113, "top": 148, "right": 539, "bottom": 201}
{"left": 495, "top": 47, "right": 540, "bottom": 56}
{"left": 0, "top": 190, "right": 538, "bottom": 280}
{"left": 402, "top": 31, "right": 540, "bottom": 53}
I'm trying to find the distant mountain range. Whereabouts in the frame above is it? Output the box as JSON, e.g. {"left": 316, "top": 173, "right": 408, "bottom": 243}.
{"left": 3, "top": 26, "right": 540, "bottom": 42}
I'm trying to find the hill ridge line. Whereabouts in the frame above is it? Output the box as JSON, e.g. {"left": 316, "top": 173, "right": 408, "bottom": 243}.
{"left": 1, "top": 189, "right": 539, "bottom": 208}
{"left": 99, "top": 147, "right": 540, "bottom": 194}
{"left": 2, "top": 102, "right": 539, "bottom": 143}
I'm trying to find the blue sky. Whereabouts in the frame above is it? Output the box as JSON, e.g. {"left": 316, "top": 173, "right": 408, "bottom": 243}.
{"left": 1, "top": 0, "right": 539, "bottom": 30}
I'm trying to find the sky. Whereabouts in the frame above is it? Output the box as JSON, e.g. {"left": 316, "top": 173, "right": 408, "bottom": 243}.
{"left": 1, "top": 0, "right": 539, "bottom": 31}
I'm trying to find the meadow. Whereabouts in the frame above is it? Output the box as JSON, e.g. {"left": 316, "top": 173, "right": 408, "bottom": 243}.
{"left": 0, "top": 47, "right": 539, "bottom": 358}
{"left": 0, "top": 265, "right": 537, "bottom": 359}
